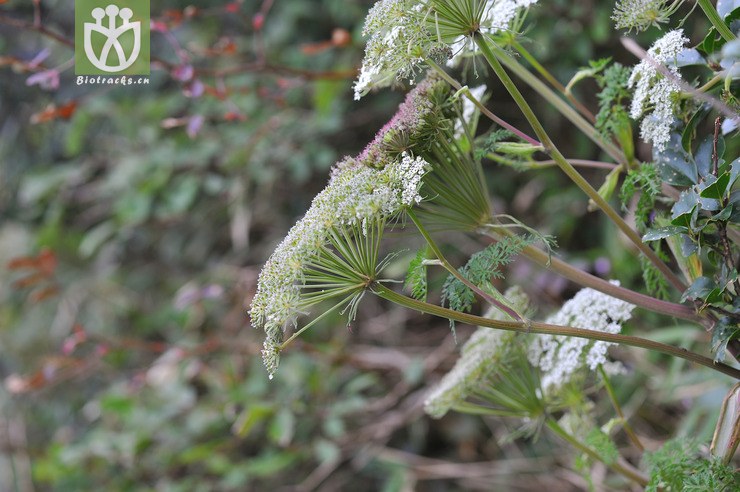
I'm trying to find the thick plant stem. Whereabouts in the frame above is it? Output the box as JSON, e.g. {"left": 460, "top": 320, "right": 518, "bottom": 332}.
{"left": 546, "top": 419, "right": 649, "bottom": 486}
{"left": 372, "top": 284, "right": 740, "bottom": 379}
{"left": 510, "top": 39, "right": 596, "bottom": 123}
{"left": 426, "top": 59, "right": 542, "bottom": 147}
{"left": 474, "top": 37, "right": 687, "bottom": 294}
{"left": 490, "top": 44, "right": 627, "bottom": 165}
{"left": 407, "top": 209, "right": 523, "bottom": 321}
{"left": 598, "top": 365, "right": 645, "bottom": 452}
{"left": 698, "top": 0, "right": 736, "bottom": 42}
{"left": 481, "top": 226, "right": 706, "bottom": 326}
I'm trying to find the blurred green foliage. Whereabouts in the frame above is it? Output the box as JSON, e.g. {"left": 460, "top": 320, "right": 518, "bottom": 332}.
{"left": 0, "top": 1, "right": 736, "bottom": 491}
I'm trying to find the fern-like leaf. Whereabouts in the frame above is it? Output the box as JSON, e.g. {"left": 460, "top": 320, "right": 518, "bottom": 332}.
{"left": 405, "top": 247, "right": 429, "bottom": 301}
{"left": 441, "top": 235, "right": 531, "bottom": 315}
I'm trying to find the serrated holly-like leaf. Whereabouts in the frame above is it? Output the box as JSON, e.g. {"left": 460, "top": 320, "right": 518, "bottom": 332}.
{"left": 729, "top": 158, "right": 740, "bottom": 187}
{"left": 718, "top": 0, "right": 740, "bottom": 18}
{"left": 712, "top": 204, "right": 734, "bottom": 221}
{"left": 680, "top": 234, "right": 699, "bottom": 256}
{"left": 696, "top": 176, "right": 723, "bottom": 211}
{"left": 694, "top": 135, "right": 724, "bottom": 179}
{"left": 655, "top": 133, "right": 698, "bottom": 185}
{"left": 681, "top": 276, "right": 719, "bottom": 302}
{"left": 682, "top": 105, "right": 711, "bottom": 153}
{"left": 700, "top": 172, "right": 731, "bottom": 200}
{"left": 643, "top": 226, "right": 687, "bottom": 241}
{"left": 673, "top": 189, "right": 700, "bottom": 217}
{"left": 405, "top": 248, "right": 428, "bottom": 301}
{"left": 729, "top": 190, "right": 740, "bottom": 223}
{"left": 712, "top": 317, "right": 740, "bottom": 363}
{"left": 671, "top": 189, "right": 699, "bottom": 227}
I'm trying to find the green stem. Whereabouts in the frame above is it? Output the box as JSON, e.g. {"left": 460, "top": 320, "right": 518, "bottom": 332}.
{"left": 528, "top": 159, "right": 617, "bottom": 170}
{"left": 510, "top": 38, "right": 596, "bottom": 123}
{"left": 407, "top": 209, "right": 522, "bottom": 321}
{"left": 598, "top": 365, "right": 645, "bottom": 452}
{"left": 698, "top": 0, "right": 736, "bottom": 42}
{"left": 371, "top": 284, "right": 740, "bottom": 379}
{"left": 489, "top": 43, "right": 626, "bottom": 165}
{"left": 696, "top": 73, "right": 724, "bottom": 93}
{"left": 426, "top": 59, "right": 542, "bottom": 147}
{"left": 474, "top": 36, "right": 687, "bottom": 294}
{"left": 482, "top": 226, "right": 705, "bottom": 326}
{"left": 545, "top": 419, "right": 649, "bottom": 486}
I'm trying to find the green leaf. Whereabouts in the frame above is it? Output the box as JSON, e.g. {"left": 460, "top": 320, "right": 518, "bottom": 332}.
{"left": 671, "top": 189, "right": 699, "bottom": 227}
{"left": 565, "top": 57, "right": 611, "bottom": 94}
{"left": 700, "top": 28, "right": 724, "bottom": 55}
{"left": 682, "top": 105, "right": 711, "bottom": 153}
{"left": 643, "top": 226, "right": 687, "bottom": 242}
{"left": 405, "top": 248, "right": 429, "bottom": 301}
{"left": 79, "top": 221, "right": 116, "bottom": 258}
{"left": 696, "top": 176, "right": 723, "bottom": 211}
{"left": 711, "top": 318, "right": 740, "bottom": 363}
{"left": 728, "top": 158, "right": 740, "bottom": 187}
{"left": 585, "top": 428, "right": 619, "bottom": 466}
{"left": 700, "top": 172, "right": 732, "bottom": 200}
{"left": 441, "top": 235, "right": 531, "bottom": 315}
{"left": 694, "top": 135, "right": 724, "bottom": 179}
{"left": 680, "top": 234, "right": 699, "bottom": 256}
{"left": 234, "top": 403, "right": 274, "bottom": 437}
{"left": 711, "top": 204, "right": 734, "bottom": 221}
{"left": 655, "top": 134, "right": 698, "bottom": 185}
{"left": 681, "top": 276, "right": 718, "bottom": 303}
{"left": 268, "top": 408, "right": 295, "bottom": 446}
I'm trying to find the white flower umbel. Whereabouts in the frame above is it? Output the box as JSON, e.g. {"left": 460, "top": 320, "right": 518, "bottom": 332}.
{"left": 448, "top": 0, "right": 539, "bottom": 66}
{"left": 354, "top": 1, "right": 439, "bottom": 99}
{"left": 627, "top": 29, "right": 688, "bottom": 152}
{"left": 528, "top": 282, "right": 635, "bottom": 394}
{"left": 424, "top": 287, "right": 530, "bottom": 419}
{"left": 250, "top": 152, "right": 430, "bottom": 378}
{"left": 356, "top": 1, "right": 539, "bottom": 95}
{"left": 612, "top": 0, "right": 684, "bottom": 32}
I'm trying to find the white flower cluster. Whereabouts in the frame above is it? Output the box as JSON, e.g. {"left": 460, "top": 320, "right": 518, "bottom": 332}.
{"left": 250, "top": 152, "right": 430, "bottom": 378}
{"left": 448, "top": 0, "right": 538, "bottom": 66}
{"left": 354, "top": 0, "right": 434, "bottom": 100}
{"left": 528, "top": 282, "right": 634, "bottom": 393}
{"left": 454, "top": 85, "right": 487, "bottom": 138}
{"left": 612, "top": 0, "right": 683, "bottom": 32}
{"left": 355, "top": 1, "right": 538, "bottom": 97}
{"left": 424, "top": 287, "right": 530, "bottom": 419}
{"left": 628, "top": 29, "right": 688, "bottom": 152}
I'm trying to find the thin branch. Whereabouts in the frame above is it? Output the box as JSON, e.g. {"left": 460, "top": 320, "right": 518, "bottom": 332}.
{"left": 373, "top": 284, "right": 740, "bottom": 379}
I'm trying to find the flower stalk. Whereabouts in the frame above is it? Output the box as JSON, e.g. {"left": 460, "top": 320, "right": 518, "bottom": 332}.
{"left": 482, "top": 225, "right": 705, "bottom": 325}
{"left": 697, "top": 0, "right": 736, "bottom": 42}
{"left": 473, "top": 35, "right": 687, "bottom": 293}
{"left": 598, "top": 364, "right": 645, "bottom": 451}
{"left": 407, "top": 209, "right": 524, "bottom": 321}
{"left": 545, "top": 418, "right": 649, "bottom": 486}
{"left": 371, "top": 283, "right": 740, "bottom": 379}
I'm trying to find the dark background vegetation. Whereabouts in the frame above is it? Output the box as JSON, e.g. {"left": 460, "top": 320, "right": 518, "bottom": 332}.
{"left": 0, "top": 0, "right": 729, "bottom": 490}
